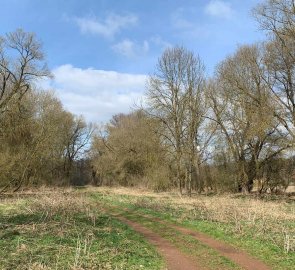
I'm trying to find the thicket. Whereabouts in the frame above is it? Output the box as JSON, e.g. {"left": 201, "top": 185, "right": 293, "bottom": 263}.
{"left": 0, "top": 29, "right": 93, "bottom": 192}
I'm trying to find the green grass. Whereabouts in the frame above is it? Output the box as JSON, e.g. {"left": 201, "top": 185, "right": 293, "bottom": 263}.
{"left": 1, "top": 189, "right": 293, "bottom": 270}
{"left": 90, "top": 190, "right": 295, "bottom": 270}
{"left": 0, "top": 194, "right": 164, "bottom": 270}
{"left": 120, "top": 209, "right": 240, "bottom": 270}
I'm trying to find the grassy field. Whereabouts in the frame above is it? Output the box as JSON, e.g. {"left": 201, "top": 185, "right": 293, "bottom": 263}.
{"left": 91, "top": 187, "right": 295, "bottom": 270}
{"left": 0, "top": 191, "right": 163, "bottom": 270}
{"left": 0, "top": 187, "right": 294, "bottom": 270}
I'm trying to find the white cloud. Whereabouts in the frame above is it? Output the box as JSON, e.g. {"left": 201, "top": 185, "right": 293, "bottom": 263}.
{"left": 205, "top": 0, "right": 234, "bottom": 19}
{"left": 46, "top": 64, "right": 147, "bottom": 122}
{"left": 74, "top": 13, "right": 138, "bottom": 39}
{"left": 112, "top": 39, "right": 149, "bottom": 58}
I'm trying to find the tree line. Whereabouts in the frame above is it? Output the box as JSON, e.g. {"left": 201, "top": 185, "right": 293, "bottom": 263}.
{"left": 0, "top": 29, "right": 93, "bottom": 192}
{"left": 91, "top": 0, "right": 295, "bottom": 194}
{"left": 1, "top": 0, "right": 295, "bottom": 194}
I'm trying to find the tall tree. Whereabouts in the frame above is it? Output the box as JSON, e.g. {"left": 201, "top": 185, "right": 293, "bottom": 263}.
{"left": 254, "top": 0, "right": 295, "bottom": 141}
{"left": 207, "top": 44, "right": 288, "bottom": 192}
{"left": 146, "top": 46, "right": 206, "bottom": 194}
{"left": 0, "top": 29, "right": 50, "bottom": 115}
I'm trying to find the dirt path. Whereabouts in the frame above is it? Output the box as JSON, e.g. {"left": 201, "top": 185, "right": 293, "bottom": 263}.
{"left": 162, "top": 221, "right": 270, "bottom": 270}
{"left": 111, "top": 206, "right": 271, "bottom": 270}
{"left": 133, "top": 213, "right": 270, "bottom": 270}
{"left": 116, "top": 215, "right": 203, "bottom": 270}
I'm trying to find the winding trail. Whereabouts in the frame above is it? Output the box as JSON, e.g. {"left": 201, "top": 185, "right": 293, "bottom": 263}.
{"left": 117, "top": 215, "right": 203, "bottom": 270}
{"left": 157, "top": 218, "right": 270, "bottom": 270}
{"left": 109, "top": 206, "right": 272, "bottom": 270}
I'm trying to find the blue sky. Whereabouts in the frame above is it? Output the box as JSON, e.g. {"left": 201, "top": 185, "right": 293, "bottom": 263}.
{"left": 0, "top": 0, "right": 264, "bottom": 122}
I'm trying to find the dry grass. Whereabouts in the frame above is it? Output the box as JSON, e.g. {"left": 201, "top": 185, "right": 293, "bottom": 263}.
{"left": 94, "top": 187, "right": 295, "bottom": 253}
{"left": 0, "top": 188, "right": 163, "bottom": 270}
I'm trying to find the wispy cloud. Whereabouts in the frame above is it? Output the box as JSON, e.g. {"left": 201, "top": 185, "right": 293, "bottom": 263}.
{"left": 150, "top": 36, "right": 172, "bottom": 50}
{"left": 112, "top": 39, "right": 149, "bottom": 58}
{"left": 171, "top": 8, "right": 193, "bottom": 29}
{"left": 205, "top": 0, "right": 234, "bottom": 19}
{"left": 171, "top": 8, "right": 212, "bottom": 39}
{"left": 74, "top": 13, "right": 138, "bottom": 39}
{"left": 46, "top": 64, "right": 147, "bottom": 122}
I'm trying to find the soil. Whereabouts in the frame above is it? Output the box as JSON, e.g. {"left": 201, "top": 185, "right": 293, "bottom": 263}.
{"left": 116, "top": 215, "right": 203, "bottom": 270}
{"left": 112, "top": 207, "right": 271, "bottom": 270}
{"left": 168, "top": 223, "right": 270, "bottom": 270}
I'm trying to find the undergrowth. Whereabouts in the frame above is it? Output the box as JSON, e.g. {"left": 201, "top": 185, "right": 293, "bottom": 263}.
{"left": 0, "top": 192, "right": 163, "bottom": 270}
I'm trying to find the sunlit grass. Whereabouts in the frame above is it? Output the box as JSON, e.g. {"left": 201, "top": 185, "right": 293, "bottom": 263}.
{"left": 0, "top": 191, "right": 164, "bottom": 270}
{"left": 91, "top": 187, "right": 295, "bottom": 270}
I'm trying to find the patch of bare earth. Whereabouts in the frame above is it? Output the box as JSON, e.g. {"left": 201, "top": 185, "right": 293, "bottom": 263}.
{"left": 114, "top": 208, "right": 271, "bottom": 270}
{"left": 116, "top": 215, "right": 204, "bottom": 270}
{"left": 167, "top": 223, "right": 270, "bottom": 270}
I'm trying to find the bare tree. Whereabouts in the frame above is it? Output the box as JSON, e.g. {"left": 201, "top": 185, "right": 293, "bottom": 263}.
{"left": 253, "top": 0, "right": 295, "bottom": 50}
{"left": 146, "top": 46, "right": 206, "bottom": 194}
{"left": 207, "top": 44, "right": 288, "bottom": 192}
{"left": 182, "top": 55, "right": 206, "bottom": 195}
{"left": 254, "top": 1, "right": 295, "bottom": 141}
{"left": 0, "top": 29, "right": 50, "bottom": 114}
{"left": 63, "top": 116, "right": 94, "bottom": 179}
